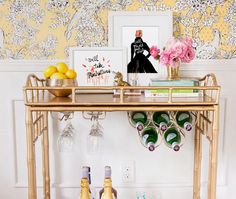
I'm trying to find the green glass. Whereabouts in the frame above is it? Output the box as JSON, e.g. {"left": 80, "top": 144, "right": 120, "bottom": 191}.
{"left": 131, "top": 112, "right": 148, "bottom": 126}
{"left": 164, "top": 127, "right": 181, "bottom": 151}
{"left": 152, "top": 111, "right": 170, "bottom": 131}
{"left": 175, "top": 111, "right": 193, "bottom": 131}
{"left": 142, "top": 127, "right": 158, "bottom": 151}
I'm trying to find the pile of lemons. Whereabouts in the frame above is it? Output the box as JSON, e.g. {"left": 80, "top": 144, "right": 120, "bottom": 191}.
{"left": 43, "top": 62, "right": 77, "bottom": 79}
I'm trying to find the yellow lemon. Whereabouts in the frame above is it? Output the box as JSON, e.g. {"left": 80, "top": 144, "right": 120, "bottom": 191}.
{"left": 43, "top": 65, "right": 57, "bottom": 78}
{"left": 50, "top": 72, "right": 68, "bottom": 79}
{"left": 56, "top": 62, "right": 68, "bottom": 74}
{"left": 65, "top": 69, "right": 77, "bottom": 79}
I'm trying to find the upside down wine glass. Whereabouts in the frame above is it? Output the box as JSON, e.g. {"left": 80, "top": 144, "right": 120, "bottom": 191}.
{"left": 57, "top": 122, "right": 75, "bottom": 152}
{"left": 53, "top": 112, "right": 75, "bottom": 153}
{"left": 87, "top": 115, "right": 104, "bottom": 155}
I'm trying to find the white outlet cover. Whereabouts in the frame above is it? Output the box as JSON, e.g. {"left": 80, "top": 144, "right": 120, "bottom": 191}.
{"left": 121, "top": 160, "right": 135, "bottom": 183}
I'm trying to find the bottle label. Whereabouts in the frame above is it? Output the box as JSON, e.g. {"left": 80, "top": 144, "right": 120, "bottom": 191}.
{"left": 178, "top": 113, "right": 189, "bottom": 121}
{"left": 131, "top": 112, "right": 147, "bottom": 125}
{"left": 142, "top": 134, "right": 148, "bottom": 143}
{"left": 161, "top": 113, "right": 169, "bottom": 123}
{"left": 166, "top": 133, "right": 177, "bottom": 142}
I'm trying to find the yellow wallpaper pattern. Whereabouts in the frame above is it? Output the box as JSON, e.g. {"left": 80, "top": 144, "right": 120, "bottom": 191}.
{"left": 0, "top": 0, "right": 235, "bottom": 59}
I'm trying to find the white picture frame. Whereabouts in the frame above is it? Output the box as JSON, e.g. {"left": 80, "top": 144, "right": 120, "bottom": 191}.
{"left": 69, "top": 47, "right": 127, "bottom": 86}
{"left": 108, "top": 11, "right": 173, "bottom": 85}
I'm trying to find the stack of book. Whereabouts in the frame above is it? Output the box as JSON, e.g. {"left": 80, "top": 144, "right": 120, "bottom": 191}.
{"left": 145, "top": 79, "right": 201, "bottom": 97}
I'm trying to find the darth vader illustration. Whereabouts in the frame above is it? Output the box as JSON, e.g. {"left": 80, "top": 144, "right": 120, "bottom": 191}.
{"left": 127, "top": 30, "right": 157, "bottom": 73}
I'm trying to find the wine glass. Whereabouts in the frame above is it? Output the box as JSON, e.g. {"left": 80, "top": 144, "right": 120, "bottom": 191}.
{"left": 51, "top": 111, "right": 75, "bottom": 153}
{"left": 87, "top": 115, "right": 104, "bottom": 155}
{"left": 50, "top": 111, "right": 75, "bottom": 152}
{"left": 57, "top": 122, "right": 75, "bottom": 152}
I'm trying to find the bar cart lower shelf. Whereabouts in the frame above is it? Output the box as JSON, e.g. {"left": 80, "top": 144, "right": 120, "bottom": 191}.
{"left": 23, "top": 74, "right": 220, "bottom": 199}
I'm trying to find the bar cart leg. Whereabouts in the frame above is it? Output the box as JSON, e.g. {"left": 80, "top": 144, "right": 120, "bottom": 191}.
{"left": 193, "top": 112, "right": 202, "bottom": 199}
{"left": 208, "top": 105, "right": 219, "bottom": 199}
{"left": 41, "top": 111, "right": 51, "bottom": 199}
{"left": 26, "top": 107, "right": 37, "bottom": 199}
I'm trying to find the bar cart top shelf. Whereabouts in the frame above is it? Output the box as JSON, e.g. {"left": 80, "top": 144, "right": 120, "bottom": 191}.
{"left": 23, "top": 73, "right": 220, "bottom": 107}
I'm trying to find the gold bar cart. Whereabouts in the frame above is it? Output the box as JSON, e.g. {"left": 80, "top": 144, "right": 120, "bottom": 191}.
{"left": 23, "top": 73, "right": 220, "bottom": 199}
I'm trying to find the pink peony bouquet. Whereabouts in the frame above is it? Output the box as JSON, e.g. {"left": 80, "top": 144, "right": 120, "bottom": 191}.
{"left": 150, "top": 37, "right": 195, "bottom": 67}
{"left": 150, "top": 46, "right": 160, "bottom": 60}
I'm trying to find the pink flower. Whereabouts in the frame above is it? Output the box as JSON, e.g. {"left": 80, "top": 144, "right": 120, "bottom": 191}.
{"left": 183, "top": 37, "right": 193, "bottom": 47}
{"left": 181, "top": 47, "right": 195, "bottom": 63}
{"left": 169, "top": 48, "right": 179, "bottom": 60}
{"left": 165, "top": 37, "right": 177, "bottom": 50}
{"left": 169, "top": 49, "right": 180, "bottom": 67}
{"left": 160, "top": 50, "right": 170, "bottom": 65}
{"left": 173, "top": 41, "right": 188, "bottom": 58}
{"left": 151, "top": 37, "right": 195, "bottom": 66}
{"left": 150, "top": 46, "right": 160, "bottom": 59}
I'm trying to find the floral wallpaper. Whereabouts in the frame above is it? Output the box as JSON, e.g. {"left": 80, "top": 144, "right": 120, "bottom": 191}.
{"left": 0, "top": 0, "right": 235, "bottom": 59}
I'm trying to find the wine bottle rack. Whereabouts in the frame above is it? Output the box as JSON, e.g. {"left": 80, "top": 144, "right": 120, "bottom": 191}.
{"left": 127, "top": 111, "right": 197, "bottom": 151}
{"left": 23, "top": 73, "right": 220, "bottom": 199}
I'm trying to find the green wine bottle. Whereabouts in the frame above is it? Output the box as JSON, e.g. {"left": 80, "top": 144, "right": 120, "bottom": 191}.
{"left": 152, "top": 111, "right": 170, "bottom": 131}
{"left": 164, "top": 127, "right": 181, "bottom": 151}
{"left": 130, "top": 111, "right": 148, "bottom": 131}
{"left": 175, "top": 111, "right": 193, "bottom": 131}
{"left": 142, "top": 127, "right": 158, "bottom": 151}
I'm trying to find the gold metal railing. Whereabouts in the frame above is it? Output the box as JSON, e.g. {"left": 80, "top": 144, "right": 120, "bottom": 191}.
{"left": 23, "top": 73, "right": 220, "bottom": 106}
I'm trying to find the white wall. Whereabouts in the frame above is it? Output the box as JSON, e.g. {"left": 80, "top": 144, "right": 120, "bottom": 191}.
{"left": 0, "top": 59, "right": 235, "bottom": 199}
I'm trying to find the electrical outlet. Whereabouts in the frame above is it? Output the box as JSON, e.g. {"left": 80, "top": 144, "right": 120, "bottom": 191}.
{"left": 121, "top": 160, "right": 135, "bottom": 183}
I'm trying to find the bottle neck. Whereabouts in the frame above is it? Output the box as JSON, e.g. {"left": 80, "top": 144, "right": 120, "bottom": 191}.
{"left": 159, "top": 122, "right": 167, "bottom": 131}
{"left": 184, "top": 122, "right": 192, "bottom": 131}
{"left": 105, "top": 166, "right": 112, "bottom": 178}
{"left": 136, "top": 122, "right": 144, "bottom": 131}
{"left": 171, "top": 142, "right": 180, "bottom": 151}
{"left": 82, "top": 166, "right": 90, "bottom": 178}
{"left": 81, "top": 178, "right": 90, "bottom": 189}
{"left": 80, "top": 178, "right": 90, "bottom": 199}
{"left": 104, "top": 178, "right": 112, "bottom": 188}
{"left": 147, "top": 142, "right": 155, "bottom": 151}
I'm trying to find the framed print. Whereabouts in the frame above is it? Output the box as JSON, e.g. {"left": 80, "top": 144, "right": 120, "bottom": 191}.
{"left": 108, "top": 11, "right": 173, "bottom": 85}
{"left": 69, "top": 47, "right": 127, "bottom": 86}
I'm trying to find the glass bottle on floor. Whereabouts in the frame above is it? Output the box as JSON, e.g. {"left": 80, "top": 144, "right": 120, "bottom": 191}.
{"left": 99, "top": 166, "right": 117, "bottom": 199}
{"left": 80, "top": 167, "right": 91, "bottom": 199}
